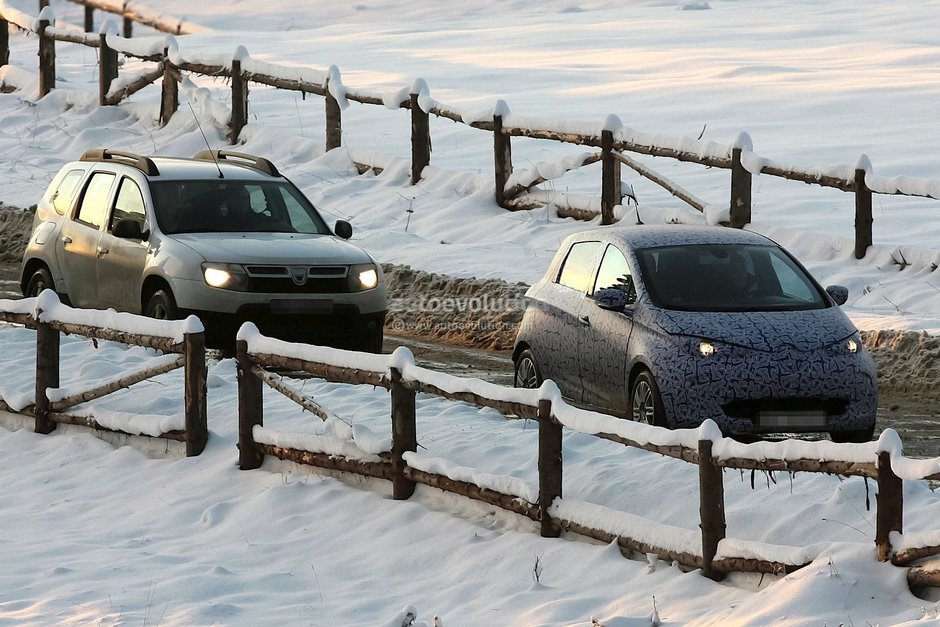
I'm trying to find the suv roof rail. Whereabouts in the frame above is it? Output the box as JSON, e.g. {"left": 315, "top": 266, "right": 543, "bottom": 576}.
{"left": 80, "top": 149, "right": 159, "bottom": 176}
{"left": 192, "top": 150, "right": 280, "bottom": 177}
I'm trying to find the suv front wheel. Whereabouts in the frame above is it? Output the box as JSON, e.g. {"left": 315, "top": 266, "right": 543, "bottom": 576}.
{"left": 145, "top": 289, "right": 179, "bottom": 320}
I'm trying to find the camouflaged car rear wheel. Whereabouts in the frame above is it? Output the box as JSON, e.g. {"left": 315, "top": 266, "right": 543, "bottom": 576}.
{"left": 514, "top": 348, "right": 543, "bottom": 389}
{"left": 630, "top": 370, "right": 667, "bottom": 427}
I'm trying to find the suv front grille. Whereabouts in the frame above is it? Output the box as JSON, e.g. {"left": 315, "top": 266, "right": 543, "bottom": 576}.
{"left": 244, "top": 265, "right": 349, "bottom": 294}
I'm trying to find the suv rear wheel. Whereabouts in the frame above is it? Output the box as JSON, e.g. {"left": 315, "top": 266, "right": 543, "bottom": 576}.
{"left": 24, "top": 267, "right": 55, "bottom": 298}
{"left": 145, "top": 289, "right": 179, "bottom": 320}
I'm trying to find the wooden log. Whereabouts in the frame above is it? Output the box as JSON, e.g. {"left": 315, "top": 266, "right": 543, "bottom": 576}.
{"left": 429, "top": 105, "right": 494, "bottom": 131}
{"left": 184, "top": 331, "right": 208, "bottom": 457}
{"left": 174, "top": 61, "right": 227, "bottom": 77}
{"left": 0, "top": 399, "right": 9, "bottom": 413}
{"left": 538, "top": 399, "right": 562, "bottom": 537}
{"left": 48, "top": 321, "right": 184, "bottom": 353}
{"left": 557, "top": 516, "right": 704, "bottom": 570}
{"left": 503, "top": 152, "right": 603, "bottom": 201}
{"left": 403, "top": 378, "right": 538, "bottom": 420}
{"left": 390, "top": 366, "right": 417, "bottom": 500}
{"left": 1, "top": 17, "right": 9, "bottom": 67}
{"left": 98, "top": 32, "right": 118, "bottom": 106}
{"left": 258, "top": 443, "right": 393, "bottom": 481}
{"left": 38, "top": 16, "right": 55, "bottom": 98}
{"left": 493, "top": 114, "right": 512, "bottom": 208}
{"left": 84, "top": 5, "right": 93, "bottom": 32}
{"left": 405, "top": 467, "right": 540, "bottom": 521}
{"left": 410, "top": 92, "right": 430, "bottom": 185}
{"left": 711, "top": 557, "right": 808, "bottom": 575}
{"left": 600, "top": 129, "right": 621, "bottom": 225}
{"left": 505, "top": 126, "right": 601, "bottom": 148}
{"left": 699, "top": 439, "right": 726, "bottom": 581}
{"left": 593, "top": 430, "right": 700, "bottom": 465}
{"left": 758, "top": 163, "right": 854, "bottom": 192}
{"left": 876, "top": 450, "right": 903, "bottom": 562}
{"left": 0, "top": 312, "right": 32, "bottom": 327}
{"left": 242, "top": 70, "right": 328, "bottom": 97}
{"left": 613, "top": 151, "right": 708, "bottom": 213}
{"left": 324, "top": 78, "right": 342, "bottom": 151}
{"left": 344, "top": 90, "right": 385, "bottom": 107}
{"left": 251, "top": 365, "right": 336, "bottom": 422}
{"left": 237, "top": 340, "right": 264, "bottom": 470}
{"left": 715, "top": 456, "right": 877, "bottom": 479}
{"left": 250, "top": 352, "right": 388, "bottom": 388}
{"left": 907, "top": 565, "right": 940, "bottom": 589}
{"left": 730, "top": 147, "right": 752, "bottom": 228}
{"left": 39, "top": 0, "right": 49, "bottom": 9}
{"left": 51, "top": 355, "right": 183, "bottom": 411}
{"left": 34, "top": 319, "right": 59, "bottom": 434}
{"left": 892, "top": 545, "right": 940, "bottom": 567}
{"left": 160, "top": 49, "right": 179, "bottom": 126}
{"left": 49, "top": 30, "right": 103, "bottom": 48}
{"left": 230, "top": 58, "right": 248, "bottom": 144}
{"left": 103, "top": 65, "right": 163, "bottom": 106}
{"left": 855, "top": 167, "right": 873, "bottom": 259}
{"left": 49, "top": 411, "right": 186, "bottom": 441}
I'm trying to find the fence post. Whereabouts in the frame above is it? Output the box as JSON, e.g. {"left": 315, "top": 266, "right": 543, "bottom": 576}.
{"left": 34, "top": 316, "right": 59, "bottom": 435}
{"left": 230, "top": 58, "right": 248, "bottom": 144}
{"left": 0, "top": 16, "right": 8, "bottom": 67}
{"left": 493, "top": 113, "right": 512, "bottom": 208}
{"left": 84, "top": 6, "right": 94, "bottom": 32}
{"left": 237, "top": 339, "right": 264, "bottom": 469}
{"left": 729, "top": 147, "right": 752, "bottom": 228}
{"left": 324, "top": 76, "right": 342, "bottom": 152}
{"left": 37, "top": 10, "right": 55, "bottom": 98}
{"left": 601, "top": 129, "right": 621, "bottom": 225}
{"left": 698, "top": 438, "right": 726, "bottom": 580}
{"left": 160, "top": 46, "right": 179, "bottom": 126}
{"left": 183, "top": 329, "right": 208, "bottom": 457}
{"left": 876, "top": 451, "right": 903, "bottom": 562}
{"left": 390, "top": 366, "right": 417, "bottom": 500}
{"left": 122, "top": 0, "right": 132, "bottom": 39}
{"left": 538, "top": 398, "right": 562, "bottom": 538}
{"left": 410, "top": 92, "right": 430, "bottom": 185}
{"left": 855, "top": 167, "right": 873, "bottom": 259}
{"left": 98, "top": 31, "right": 118, "bottom": 106}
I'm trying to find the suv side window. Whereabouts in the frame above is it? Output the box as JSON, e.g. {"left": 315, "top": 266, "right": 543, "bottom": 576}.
{"left": 557, "top": 241, "right": 601, "bottom": 293}
{"left": 109, "top": 177, "right": 146, "bottom": 232}
{"left": 75, "top": 172, "right": 116, "bottom": 229}
{"left": 51, "top": 169, "right": 85, "bottom": 216}
{"left": 593, "top": 244, "right": 635, "bottom": 302}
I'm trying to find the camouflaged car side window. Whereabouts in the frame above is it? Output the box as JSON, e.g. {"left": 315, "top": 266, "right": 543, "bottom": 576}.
{"left": 593, "top": 244, "right": 636, "bottom": 305}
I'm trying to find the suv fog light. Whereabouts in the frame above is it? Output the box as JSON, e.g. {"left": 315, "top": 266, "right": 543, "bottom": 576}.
{"left": 204, "top": 267, "right": 232, "bottom": 288}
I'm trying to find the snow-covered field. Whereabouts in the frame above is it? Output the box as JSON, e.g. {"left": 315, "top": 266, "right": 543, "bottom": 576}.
{"left": 2, "top": 0, "right": 940, "bottom": 623}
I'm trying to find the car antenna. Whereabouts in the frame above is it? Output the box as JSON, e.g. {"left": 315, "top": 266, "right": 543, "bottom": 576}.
{"left": 635, "top": 205, "right": 644, "bottom": 225}
{"left": 188, "top": 102, "right": 224, "bottom": 179}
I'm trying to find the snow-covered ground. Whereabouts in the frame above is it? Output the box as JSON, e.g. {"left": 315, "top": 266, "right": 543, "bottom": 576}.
{"left": 1, "top": 0, "right": 940, "bottom": 623}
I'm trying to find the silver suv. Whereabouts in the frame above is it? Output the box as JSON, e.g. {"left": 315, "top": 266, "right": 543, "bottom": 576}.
{"left": 20, "top": 149, "right": 387, "bottom": 351}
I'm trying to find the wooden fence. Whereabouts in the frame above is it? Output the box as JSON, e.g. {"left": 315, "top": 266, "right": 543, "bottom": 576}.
{"left": 0, "top": 293, "right": 208, "bottom": 456}
{"left": 1, "top": 3, "right": 938, "bottom": 259}
{"left": 233, "top": 328, "right": 940, "bottom": 587}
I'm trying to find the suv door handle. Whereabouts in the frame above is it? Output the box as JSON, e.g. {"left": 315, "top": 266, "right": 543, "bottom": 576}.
{"left": 61, "top": 236, "right": 72, "bottom": 245}
{"left": 96, "top": 246, "right": 109, "bottom": 256}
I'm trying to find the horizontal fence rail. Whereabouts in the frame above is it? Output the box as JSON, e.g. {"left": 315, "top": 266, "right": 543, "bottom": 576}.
{"left": 0, "top": 292, "right": 208, "bottom": 456}
{"left": 2, "top": 4, "right": 939, "bottom": 259}
{"left": 232, "top": 325, "right": 940, "bottom": 586}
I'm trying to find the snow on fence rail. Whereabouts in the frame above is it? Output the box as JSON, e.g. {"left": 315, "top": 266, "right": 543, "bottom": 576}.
{"left": 3, "top": 4, "right": 940, "bottom": 259}
{"left": 235, "top": 324, "right": 940, "bottom": 586}
{"left": 0, "top": 291, "right": 208, "bottom": 456}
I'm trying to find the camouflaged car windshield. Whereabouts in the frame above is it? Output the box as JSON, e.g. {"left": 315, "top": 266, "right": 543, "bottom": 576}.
{"left": 635, "top": 243, "right": 829, "bottom": 312}
{"left": 152, "top": 180, "right": 331, "bottom": 235}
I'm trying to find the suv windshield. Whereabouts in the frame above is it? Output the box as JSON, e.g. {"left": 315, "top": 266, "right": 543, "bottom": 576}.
{"left": 151, "top": 180, "right": 330, "bottom": 235}
{"left": 635, "top": 243, "right": 829, "bottom": 312}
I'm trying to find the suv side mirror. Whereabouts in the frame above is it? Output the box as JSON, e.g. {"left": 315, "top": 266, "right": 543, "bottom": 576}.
{"left": 112, "top": 219, "right": 148, "bottom": 241}
{"left": 826, "top": 284, "right": 848, "bottom": 306}
{"left": 334, "top": 220, "right": 353, "bottom": 240}
{"left": 594, "top": 287, "right": 628, "bottom": 312}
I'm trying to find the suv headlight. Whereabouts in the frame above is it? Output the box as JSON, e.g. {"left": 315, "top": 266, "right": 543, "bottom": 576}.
{"left": 201, "top": 262, "right": 249, "bottom": 291}
{"left": 348, "top": 263, "right": 380, "bottom": 292}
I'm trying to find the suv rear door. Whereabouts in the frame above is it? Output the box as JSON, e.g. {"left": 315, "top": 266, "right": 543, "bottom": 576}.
{"left": 54, "top": 170, "right": 117, "bottom": 307}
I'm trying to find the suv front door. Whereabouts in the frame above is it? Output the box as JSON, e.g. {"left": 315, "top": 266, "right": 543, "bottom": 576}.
{"left": 97, "top": 176, "right": 150, "bottom": 313}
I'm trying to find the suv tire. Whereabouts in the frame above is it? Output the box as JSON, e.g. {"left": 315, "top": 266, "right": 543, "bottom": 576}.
{"left": 145, "top": 289, "right": 179, "bottom": 320}
{"left": 24, "top": 267, "right": 55, "bottom": 298}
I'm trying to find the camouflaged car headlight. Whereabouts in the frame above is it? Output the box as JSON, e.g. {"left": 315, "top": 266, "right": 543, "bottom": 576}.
{"left": 202, "top": 263, "right": 249, "bottom": 290}
{"left": 829, "top": 332, "right": 863, "bottom": 356}
{"left": 348, "top": 263, "right": 380, "bottom": 292}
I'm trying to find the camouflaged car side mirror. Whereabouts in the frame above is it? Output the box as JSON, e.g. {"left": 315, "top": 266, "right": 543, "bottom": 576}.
{"left": 825, "top": 285, "right": 848, "bottom": 306}
{"left": 594, "top": 287, "right": 628, "bottom": 312}
{"left": 334, "top": 220, "right": 353, "bottom": 240}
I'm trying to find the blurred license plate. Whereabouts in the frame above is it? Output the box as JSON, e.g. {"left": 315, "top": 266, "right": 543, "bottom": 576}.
{"left": 270, "top": 299, "right": 333, "bottom": 314}
{"left": 759, "top": 410, "right": 826, "bottom": 428}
